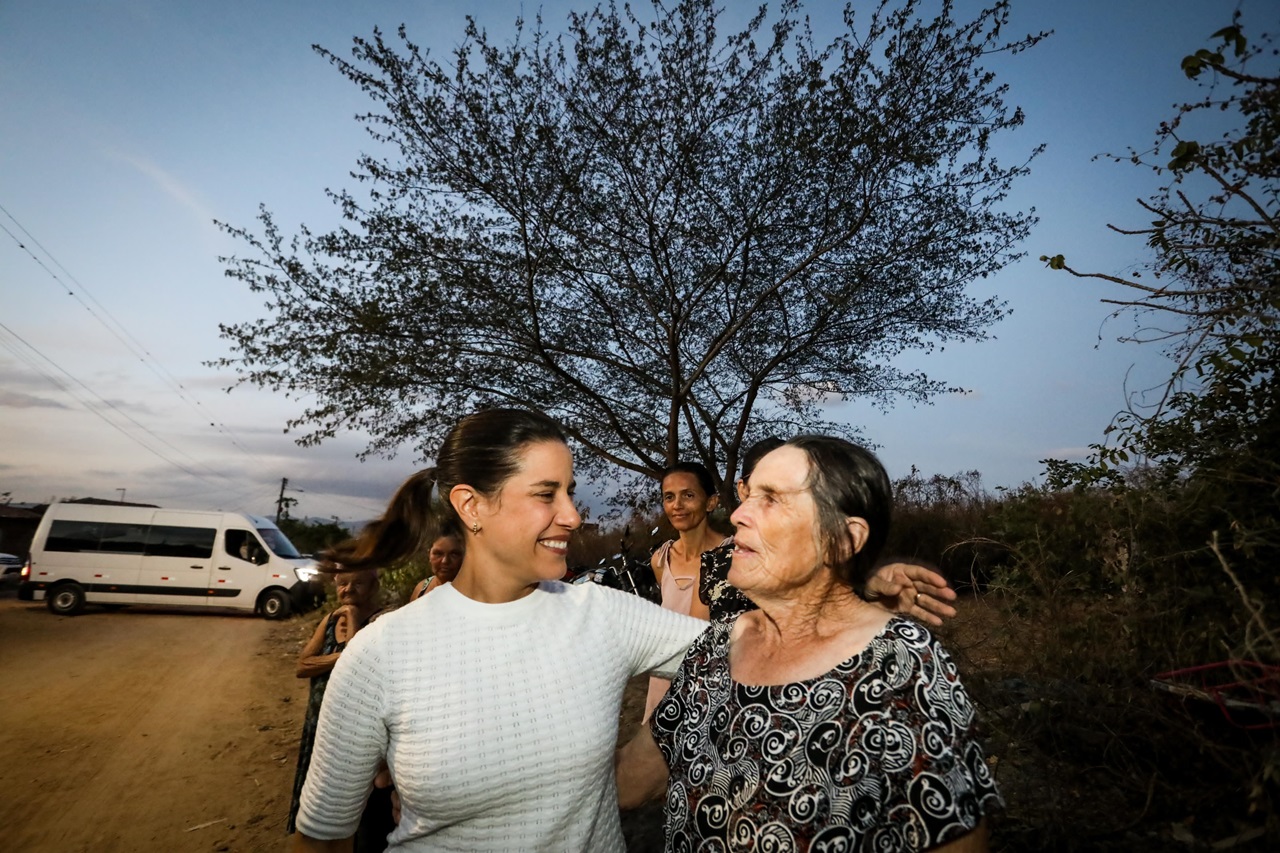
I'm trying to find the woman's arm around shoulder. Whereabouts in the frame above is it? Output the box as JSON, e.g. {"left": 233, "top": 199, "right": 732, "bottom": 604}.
{"left": 864, "top": 561, "right": 958, "bottom": 627}
{"left": 593, "top": 583, "right": 707, "bottom": 678}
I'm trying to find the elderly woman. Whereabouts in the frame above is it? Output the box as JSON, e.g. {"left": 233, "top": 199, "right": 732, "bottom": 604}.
{"left": 289, "top": 568, "right": 387, "bottom": 845}
{"left": 619, "top": 436, "right": 1000, "bottom": 852}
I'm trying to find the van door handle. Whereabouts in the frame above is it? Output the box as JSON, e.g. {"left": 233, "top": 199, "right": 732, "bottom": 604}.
{"left": 190, "top": 565, "right": 205, "bottom": 569}
{"left": 218, "top": 566, "right": 232, "bottom": 571}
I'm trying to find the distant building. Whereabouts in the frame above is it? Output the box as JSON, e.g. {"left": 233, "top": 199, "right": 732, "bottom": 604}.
{"left": 0, "top": 504, "right": 42, "bottom": 556}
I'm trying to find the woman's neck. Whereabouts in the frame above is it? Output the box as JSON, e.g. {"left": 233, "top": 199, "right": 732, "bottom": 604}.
{"left": 732, "top": 578, "right": 890, "bottom": 685}
{"left": 749, "top": 578, "right": 873, "bottom": 643}
{"left": 450, "top": 559, "right": 539, "bottom": 604}
{"left": 673, "top": 522, "right": 721, "bottom": 559}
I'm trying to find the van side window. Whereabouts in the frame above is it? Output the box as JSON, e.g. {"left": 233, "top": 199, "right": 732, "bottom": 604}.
{"left": 47, "top": 520, "right": 105, "bottom": 552}
{"left": 46, "top": 520, "right": 148, "bottom": 554}
{"left": 144, "top": 525, "right": 216, "bottom": 559}
{"left": 98, "top": 523, "right": 150, "bottom": 553}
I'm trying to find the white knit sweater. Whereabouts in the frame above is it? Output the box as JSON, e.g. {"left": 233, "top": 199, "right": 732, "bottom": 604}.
{"left": 295, "top": 580, "right": 707, "bottom": 851}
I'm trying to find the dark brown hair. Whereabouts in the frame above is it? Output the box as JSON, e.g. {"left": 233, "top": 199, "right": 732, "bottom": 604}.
{"left": 660, "top": 460, "right": 715, "bottom": 499}
{"left": 785, "top": 435, "right": 892, "bottom": 589}
{"left": 740, "top": 436, "right": 784, "bottom": 481}
{"left": 324, "top": 408, "right": 567, "bottom": 571}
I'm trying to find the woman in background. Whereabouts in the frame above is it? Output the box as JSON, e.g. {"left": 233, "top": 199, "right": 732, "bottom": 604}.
{"left": 288, "top": 568, "right": 388, "bottom": 850}
{"left": 643, "top": 462, "right": 732, "bottom": 720}
{"left": 408, "top": 533, "right": 464, "bottom": 601}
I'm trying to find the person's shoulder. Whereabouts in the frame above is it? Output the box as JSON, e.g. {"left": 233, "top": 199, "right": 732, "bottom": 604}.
{"left": 354, "top": 596, "right": 427, "bottom": 637}
{"left": 883, "top": 613, "right": 939, "bottom": 646}
{"left": 876, "top": 616, "right": 960, "bottom": 678}
{"left": 568, "top": 581, "right": 678, "bottom": 624}
{"left": 653, "top": 539, "right": 676, "bottom": 561}
{"left": 553, "top": 579, "right": 631, "bottom": 607}
{"left": 703, "top": 613, "right": 733, "bottom": 646}
{"left": 705, "top": 539, "right": 733, "bottom": 559}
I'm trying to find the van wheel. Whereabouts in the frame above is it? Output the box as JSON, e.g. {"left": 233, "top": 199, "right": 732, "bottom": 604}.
{"left": 260, "top": 589, "right": 291, "bottom": 620}
{"left": 48, "top": 583, "right": 86, "bottom": 616}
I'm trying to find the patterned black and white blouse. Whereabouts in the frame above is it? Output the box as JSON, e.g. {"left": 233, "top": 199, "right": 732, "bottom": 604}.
{"left": 698, "top": 543, "right": 755, "bottom": 622}
{"left": 650, "top": 616, "right": 1001, "bottom": 852}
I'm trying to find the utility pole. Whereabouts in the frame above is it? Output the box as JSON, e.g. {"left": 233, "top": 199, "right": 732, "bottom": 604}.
{"left": 116, "top": 488, "right": 126, "bottom": 504}
{"left": 275, "top": 478, "right": 302, "bottom": 523}
{"left": 275, "top": 478, "right": 289, "bottom": 523}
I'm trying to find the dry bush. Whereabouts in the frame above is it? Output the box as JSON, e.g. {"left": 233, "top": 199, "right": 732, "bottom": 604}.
{"left": 919, "top": 476, "right": 1280, "bottom": 851}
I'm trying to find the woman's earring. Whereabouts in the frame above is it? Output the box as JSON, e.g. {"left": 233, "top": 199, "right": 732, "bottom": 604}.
{"left": 471, "top": 520, "right": 481, "bottom": 534}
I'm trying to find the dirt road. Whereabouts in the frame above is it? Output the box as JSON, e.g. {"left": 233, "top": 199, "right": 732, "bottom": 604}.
{"left": 0, "top": 596, "right": 310, "bottom": 853}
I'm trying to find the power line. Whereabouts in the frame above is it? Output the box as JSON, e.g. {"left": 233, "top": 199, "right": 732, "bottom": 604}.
{"left": 0, "top": 201, "right": 267, "bottom": 464}
{"left": 0, "top": 322, "right": 235, "bottom": 487}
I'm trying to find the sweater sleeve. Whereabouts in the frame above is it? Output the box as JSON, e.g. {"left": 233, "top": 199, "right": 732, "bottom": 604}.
{"left": 294, "top": 620, "right": 391, "bottom": 839}
{"left": 599, "top": 586, "right": 708, "bottom": 679}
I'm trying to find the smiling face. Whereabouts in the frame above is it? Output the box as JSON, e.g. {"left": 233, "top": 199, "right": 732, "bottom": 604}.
{"left": 473, "top": 440, "right": 581, "bottom": 584}
{"left": 727, "top": 445, "right": 826, "bottom": 597}
{"left": 661, "top": 471, "right": 718, "bottom": 533}
{"left": 428, "top": 535, "right": 464, "bottom": 583}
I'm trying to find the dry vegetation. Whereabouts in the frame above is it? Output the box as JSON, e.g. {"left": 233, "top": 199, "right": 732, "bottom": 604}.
{"left": 891, "top": 469, "right": 1279, "bottom": 852}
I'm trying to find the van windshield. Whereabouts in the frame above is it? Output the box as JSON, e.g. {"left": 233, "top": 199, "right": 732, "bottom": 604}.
{"left": 257, "top": 528, "right": 302, "bottom": 559}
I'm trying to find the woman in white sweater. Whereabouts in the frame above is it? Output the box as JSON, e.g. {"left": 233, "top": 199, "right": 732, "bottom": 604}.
{"left": 293, "top": 409, "right": 705, "bottom": 852}
{"left": 293, "top": 408, "right": 955, "bottom": 852}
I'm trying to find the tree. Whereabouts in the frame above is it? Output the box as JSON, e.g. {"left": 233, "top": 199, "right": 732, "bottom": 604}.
{"left": 1042, "top": 17, "right": 1278, "bottom": 474}
{"left": 277, "top": 516, "right": 353, "bottom": 556}
{"left": 217, "top": 0, "right": 1045, "bottom": 505}
{"left": 1042, "top": 18, "right": 1278, "bottom": 616}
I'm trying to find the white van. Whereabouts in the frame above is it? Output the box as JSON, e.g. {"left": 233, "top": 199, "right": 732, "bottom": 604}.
{"left": 18, "top": 503, "right": 322, "bottom": 618}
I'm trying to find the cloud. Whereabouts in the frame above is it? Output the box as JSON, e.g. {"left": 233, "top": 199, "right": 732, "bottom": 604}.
{"left": 111, "top": 151, "right": 219, "bottom": 230}
{"left": 1043, "top": 446, "right": 1093, "bottom": 460}
{"left": 0, "top": 389, "right": 70, "bottom": 410}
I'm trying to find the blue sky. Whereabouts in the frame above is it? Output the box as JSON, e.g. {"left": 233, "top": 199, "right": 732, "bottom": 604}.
{"left": 0, "top": 0, "right": 1268, "bottom": 521}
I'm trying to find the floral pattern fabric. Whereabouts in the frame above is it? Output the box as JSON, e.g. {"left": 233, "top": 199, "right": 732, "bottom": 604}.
{"left": 651, "top": 616, "right": 1001, "bottom": 852}
{"left": 697, "top": 543, "right": 754, "bottom": 622}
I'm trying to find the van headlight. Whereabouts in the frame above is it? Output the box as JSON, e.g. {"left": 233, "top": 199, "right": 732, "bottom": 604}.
{"left": 295, "top": 566, "right": 319, "bottom": 583}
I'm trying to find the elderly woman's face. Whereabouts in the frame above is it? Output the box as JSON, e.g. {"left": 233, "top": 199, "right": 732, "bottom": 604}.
{"left": 334, "top": 570, "right": 378, "bottom": 608}
{"left": 728, "top": 446, "right": 823, "bottom": 595}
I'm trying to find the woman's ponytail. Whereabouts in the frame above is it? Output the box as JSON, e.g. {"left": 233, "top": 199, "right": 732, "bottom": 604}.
{"left": 323, "top": 468, "right": 445, "bottom": 571}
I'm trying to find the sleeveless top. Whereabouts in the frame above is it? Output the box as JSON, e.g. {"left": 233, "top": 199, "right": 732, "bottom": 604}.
{"left": 656, "top": 539, "right": 699, "bottom": 617}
